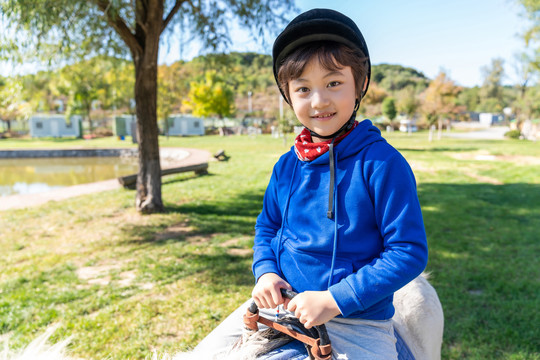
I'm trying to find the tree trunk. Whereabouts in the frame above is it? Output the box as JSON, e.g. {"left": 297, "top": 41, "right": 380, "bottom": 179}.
{"left": 87, "top": 105, "right": 93, "bottom": 135}
{"left": 132, "top": 2, "right": 164, "bottom": 214}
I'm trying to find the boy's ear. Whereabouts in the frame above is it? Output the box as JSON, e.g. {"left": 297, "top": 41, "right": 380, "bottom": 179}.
{"left": 362, "top": 77, "right": 369, "bottom": 92}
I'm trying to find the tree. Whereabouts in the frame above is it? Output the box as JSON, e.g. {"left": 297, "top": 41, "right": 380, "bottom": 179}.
{"left": 521, "top": 0, "right": 540, "bottom": 60}
{"left": 57, "top": 58, "right": 111, "bottom": 134}
{"left": 421, "top": 71, "right": 463, "bottom": 141}
{"left": 101, "top": 57, "right": 136, "bottom": 116}
{"left": 512, "top": 51, "right": 539, "bottom": 124}
{"left": 1, "top": 0, "right": 295, "bottom": 213}
{"left": 396, "top": 86, "right": 420, "bottom": 120}
{"left": 184, "top": 70, "right": 235, "bottom": 119}
{"left": 478, "top": 58, "right": 505, "bottom": 112}
{"left": 0, "top": 77, "right": 31, "bottom": 132}
{"left": 371, "top": 63, "right": 429, "bottom": 92}
{"left": 381, "top": 97, "right": 397, "bottom": 126}
{"left": 457, "top": 86, "right": 481, "bottom": 113}
{"left": 359, "top": 82, "right": 387, "bottom": 118}
{"left": 158, "top": 61, "right": 190, "bottom": 130}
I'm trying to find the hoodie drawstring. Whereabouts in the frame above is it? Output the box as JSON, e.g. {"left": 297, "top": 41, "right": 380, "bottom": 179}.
{"left": 327, "top": 137, "right": 336, "bottom": 219}
{"left": 327, "top": 140, "right": 339, "bottom": 288}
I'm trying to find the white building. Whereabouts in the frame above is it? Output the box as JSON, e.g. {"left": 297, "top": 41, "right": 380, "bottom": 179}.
{"left": 165, "top": 114, "right": 205, "bottom": 136}
{"left": 479, "top": 113, "right": 502, "bottom": 126}
{"left": 114, "top": 115, "right": 136, "bottom": 137}
{"left": 399, "top": 119, "right": 418, "bottom": 133}
{"left": 29, "top": 114, "right": 81, "bottom": 138}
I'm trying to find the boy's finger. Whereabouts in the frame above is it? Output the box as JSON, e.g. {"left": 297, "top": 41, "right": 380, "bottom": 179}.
{"left": 270, "top": 288, "right": 282, "bottom": 307}
{"left": 253, "top": 297, "right": 264, "bottom": 309}
{"left": 282, "top": 281, "right": 293, "bottom": 290}
{"left": 283, "top": 298, "right": 291, "bottom": 309}
{"left": 286, "top": 297, "right": 296, "bottom": 312}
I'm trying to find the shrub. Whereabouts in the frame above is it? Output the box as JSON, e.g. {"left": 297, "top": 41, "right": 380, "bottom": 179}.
{"left": 504, "top": 129, "right": 521, "bottom": 139}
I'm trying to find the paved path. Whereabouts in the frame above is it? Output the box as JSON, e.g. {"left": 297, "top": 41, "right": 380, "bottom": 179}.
{"left": 443, "top": 126, "right": 510, "bottom": 140}
{"left": 0, "top": 147, "right": 211, "bottom": 211}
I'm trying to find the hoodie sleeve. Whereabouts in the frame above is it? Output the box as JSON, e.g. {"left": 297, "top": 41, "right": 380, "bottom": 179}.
{"left": 329, "top": 149, "right": 428, "bottom": 317}
{"left": 252, "top": 165, "right": 283, "bottom": 282}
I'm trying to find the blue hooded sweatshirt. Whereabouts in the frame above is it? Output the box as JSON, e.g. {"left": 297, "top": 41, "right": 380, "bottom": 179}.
{"left": 252, "top": 120, "right": 428, "bottom": 320}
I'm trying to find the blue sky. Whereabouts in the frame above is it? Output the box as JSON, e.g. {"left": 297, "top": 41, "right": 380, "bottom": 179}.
{"left": 3, "top": 0, "right": 531, "bottom": 88}
{"left": 161, "top": 0, "right": 530, "bottom": 87}
{"left": 305, "top": 0, "right": 528, "bottom": 87}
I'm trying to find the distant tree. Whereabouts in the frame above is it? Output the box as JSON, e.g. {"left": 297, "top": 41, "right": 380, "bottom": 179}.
{"left": 381, "top": 97, "right": 397, "bottom": 126}
{"left": 511, "top": 51, "right": 539, "bottom": 124}
{"left": 0, "top": 78, "right": 31, "bottom": 132}
{"left": 421, "top": 71, "right": 463, "bottom": 141}
{"left": 478, "top": 58, "right": 505, "bottom": 112}
{"left": 457, "top": 86, "right": 481, "bottom": 113}
{"left": 371, "top": 63, "right": 429, "bottom": 93}
{"left": 396, "top": 86, "right": 420, "bottom": 119}
{"left": 520, "top": 0, "right": 540, "bottom": 66}
{"left": 514, "top": 83, "right": 540, "bottom": 125}
{"left": 158, "top": 61, "right": 190, "bottom": 131}
{"left": 510, "top": 0, "right": 540, "bottom": 133}
{"left": 57, "top": 58, "right": 111, "bottom": 134}
{"left": 19, "top": 71, "right": 61, "bottom": 113}
{"left": 0, "top": 0, "right": 296, "bottom": 213}
{"left": 103, "top": 57, "right": 136, "bottom": 115}
{"left": 184, "top": 70, "right": 235, "bottom": 119}
{"left": 360, "top": 82, "right": 387, "bottom": 118}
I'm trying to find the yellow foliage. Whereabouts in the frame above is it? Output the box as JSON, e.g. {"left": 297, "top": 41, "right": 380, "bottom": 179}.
{"left": 421, "top": 71, "right": 463, "bottom": 124}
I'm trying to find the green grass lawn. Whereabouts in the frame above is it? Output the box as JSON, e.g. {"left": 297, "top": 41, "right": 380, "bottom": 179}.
{"left": 1, "top": 131, "right": 539, "bottom": 359}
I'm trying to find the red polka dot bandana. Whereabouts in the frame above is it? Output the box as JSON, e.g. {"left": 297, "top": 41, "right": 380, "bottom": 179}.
{"left": 293, "top": 121, "right": 358, "bottom": 161}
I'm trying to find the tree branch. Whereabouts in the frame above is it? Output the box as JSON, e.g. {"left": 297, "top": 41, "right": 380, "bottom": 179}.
{"left": 161, "top": 0, "right": 185, "bottom": 34}
{"left": 92, "top": 0, "right": 143, "bottom": 55}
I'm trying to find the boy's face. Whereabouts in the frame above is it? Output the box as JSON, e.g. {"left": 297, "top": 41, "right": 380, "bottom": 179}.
{"left": 288, "top": 57, "right": 356, "bottom": 142}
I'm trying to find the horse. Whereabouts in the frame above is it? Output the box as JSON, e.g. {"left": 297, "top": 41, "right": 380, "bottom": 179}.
{"left": 2, "top": 274, "right": 443, "bottom": 360}
{"left": 170, "top": 273, "right": 444, "bottom": 360}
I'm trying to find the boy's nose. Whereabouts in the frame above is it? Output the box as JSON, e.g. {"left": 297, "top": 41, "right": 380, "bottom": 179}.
{"left": 311, "top": 90, "right": 330, "bottom": 109}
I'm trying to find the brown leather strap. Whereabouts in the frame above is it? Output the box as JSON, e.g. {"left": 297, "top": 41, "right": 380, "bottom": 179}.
{"left": 243, "top": 309, "right": 260, "bottom": 331}
{"left": 244, "top": 309, "right": 333, "bottom": 360}
{"left": 258, "top": 316, "right": 319, "bottom": 348}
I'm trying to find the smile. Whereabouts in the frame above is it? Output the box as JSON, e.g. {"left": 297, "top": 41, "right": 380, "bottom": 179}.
{"left": 311, "top": 112, "right": 336, "bottom": 119}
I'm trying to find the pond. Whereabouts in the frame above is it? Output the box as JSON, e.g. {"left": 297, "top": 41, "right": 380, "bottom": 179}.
{"left": 0, "top": 157, "right": 139, "bottom": 197}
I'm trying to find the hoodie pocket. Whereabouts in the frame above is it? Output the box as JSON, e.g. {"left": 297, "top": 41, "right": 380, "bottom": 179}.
{"left": 280, "top": 240, "right": 353, "bottom": 292}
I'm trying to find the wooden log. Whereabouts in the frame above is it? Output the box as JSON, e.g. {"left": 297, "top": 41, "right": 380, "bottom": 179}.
{"left": 118, "top": 162, "right": 208, "bottom": 189}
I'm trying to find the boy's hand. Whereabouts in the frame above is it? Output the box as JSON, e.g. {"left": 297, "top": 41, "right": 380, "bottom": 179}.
{"left": 286, "top": 290, "right": 341, "bottom": 329}
{"left": 252, "top": 273, "right": 292, "bottom": 309}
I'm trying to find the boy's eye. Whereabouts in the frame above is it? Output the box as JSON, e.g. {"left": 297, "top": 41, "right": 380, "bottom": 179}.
{"left": 296, "top": 87, "right": 309, "bottom": 93}
{"left": 328, "top": 81, "right": 341, "bottom": 88}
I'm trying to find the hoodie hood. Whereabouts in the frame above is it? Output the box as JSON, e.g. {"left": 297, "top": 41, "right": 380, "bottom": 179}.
{"left": 302, "top": 119, "right": 384, "bottom": 166}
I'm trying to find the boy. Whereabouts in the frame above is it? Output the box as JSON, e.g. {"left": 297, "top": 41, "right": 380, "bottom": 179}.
{"left": 196, "top": 8, "right": 428, "bottom": 359}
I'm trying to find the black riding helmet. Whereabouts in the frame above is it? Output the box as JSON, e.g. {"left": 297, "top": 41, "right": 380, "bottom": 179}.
{"left": 272, "top": 8, "right": 371, "bottom": 104}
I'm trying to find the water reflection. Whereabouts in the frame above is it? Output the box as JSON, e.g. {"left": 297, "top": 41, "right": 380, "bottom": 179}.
{"left": 0, "top": 157, "right": 139, "bottom": 196}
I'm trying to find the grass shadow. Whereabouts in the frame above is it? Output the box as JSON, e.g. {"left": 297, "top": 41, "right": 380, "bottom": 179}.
{"left": 161, "top": 172, "right": 215, "bottom": 186}
{"left": 118, "top": 187, "right": 265, "bottom": 245}
{"left": 166, "top": 189, "right": 265, "bottom": 235}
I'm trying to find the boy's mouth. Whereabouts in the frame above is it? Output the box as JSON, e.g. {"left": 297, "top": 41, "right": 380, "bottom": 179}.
{"left": 311, "top": 112, "right": 336, "bottom": 120}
